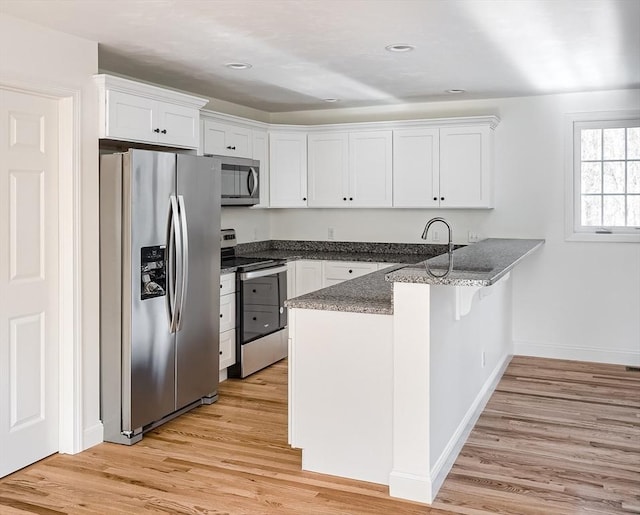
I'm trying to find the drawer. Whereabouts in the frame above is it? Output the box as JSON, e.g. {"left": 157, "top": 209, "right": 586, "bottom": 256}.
{"left": 220, "top": 272, "right": 235, "bottom": 296}
{"left": 220, "top": 292, "right": 236, "bottom": 333}
{"left": 219, "top": 328, "right": 236, "bottom": 370}
{"left": 323, "top": 261, "right": 378, "bottom": 281}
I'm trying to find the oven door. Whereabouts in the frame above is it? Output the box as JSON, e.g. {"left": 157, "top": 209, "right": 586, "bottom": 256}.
{"left": 238, "top": 265, "right": 288, "bottom": 344}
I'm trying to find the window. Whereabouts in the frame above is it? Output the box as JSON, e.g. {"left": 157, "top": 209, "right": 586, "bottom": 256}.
{"left": 566, "top": 111, "right": 640, "bottom": 242}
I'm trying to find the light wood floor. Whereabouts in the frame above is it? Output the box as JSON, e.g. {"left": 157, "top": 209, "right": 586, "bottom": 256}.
{"left": 0, "top": 356, "right": 638, "bottom": 514}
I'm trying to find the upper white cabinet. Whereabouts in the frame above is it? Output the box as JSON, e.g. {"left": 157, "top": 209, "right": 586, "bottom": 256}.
{"left": 393, "top": 121, "right": 495, "bottom": 209}
{"left": 269, "top": 131, "right": 308, "bottom": 208}
{"left": 349, "top": 131, "right": 393, "bottom": 207}
{"left": 202, "top": 119, "right": 253, "bottom": 158}
{"left": 393, "top": 128, "right": 440, "bottom": 208}
{"left": 307, "top": 130, "right": 392, "bottom": 207}
{"left": 439, "top": 125, "right": 492, "bottom": 208}
{"left": 95, "top": 74, "right": 207, "bottom": 149}
{"left": 307, "top": 132, "right": 349, "bottom": 207}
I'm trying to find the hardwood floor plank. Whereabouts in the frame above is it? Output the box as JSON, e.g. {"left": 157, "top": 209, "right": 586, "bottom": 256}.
{"left": 1, "top": 356, "right": 638, "bottom": 514}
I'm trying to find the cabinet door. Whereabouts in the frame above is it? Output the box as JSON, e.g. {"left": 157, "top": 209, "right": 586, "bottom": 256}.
{"left": 307, "top": 132, "right": 349, "bottom": 207}
{"left": 294, "top": 260, "right": 323, "bottom": 296}
{"left": 393, "top": 128, "right": 439, "bottom": 208}
{"left": 203, "top": 120, "right": 253, "bottom": 158}
{"left": 219, "top": 292, "right": 236, "bottom": 333}
{"left": 105, "top": 90, "right": 156, "bottom": 143}
{"left": 269, "top": 132, "right": 308, "bottom": 207}
{"left": 439, "top": 126, "right": 492, "bottom": 208}
{"left": 219, "top": 329, "right": 236, "bottom": 370}
{"left": 252, "top": 129, "right": 269, "bottom": 207}
{"left": 323, "top": 261, "right": 379, "bottom": 286}
{"left": 157, "top": 103, "right": 200, "bottom": 149}
{"left": 348, "top": 131, "right": 392, "bottom": 207}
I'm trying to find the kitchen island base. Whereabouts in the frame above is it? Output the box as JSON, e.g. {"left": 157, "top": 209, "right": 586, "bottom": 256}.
{"left": 288, "top": 275, "right": 513, "bottom": 503}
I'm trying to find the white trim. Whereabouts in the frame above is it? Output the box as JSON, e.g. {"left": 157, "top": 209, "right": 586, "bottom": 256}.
{"left": 0, "top": 79, "right": 86, "bottom": 455}
{"left": 564, "top": 110, "right": 640, "bottom": 243}
{"left": 515, "top": 340, "right": 640, "bottom": 367}
{"left": 429, "top": 354, "right": 512, "bottom": 496}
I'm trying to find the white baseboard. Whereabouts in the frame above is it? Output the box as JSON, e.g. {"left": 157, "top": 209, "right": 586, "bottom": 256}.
{"left": 389, "top": 470, "right": 433, "bottom": 504}
{"left": 515, "top": 340, "right": 640, "bottom": 366}
{"left": 82, "top": 421, "right": 104, "bottom": 451}
{"left": 219, "top": 368, "right": 228, "bottom": 383}
{"left": 429, "top": 353, "right": 512, "bottom": 497}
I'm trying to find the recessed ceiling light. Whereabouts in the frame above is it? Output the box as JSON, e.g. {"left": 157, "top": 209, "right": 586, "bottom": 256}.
{"left": 225, "top": 62, "right": 252, "bottom": 70}
{"left": 385, "top": 44, "right": 415, "bottom": 53}
{"left": 446, "top": 89, "right": 466, "bottom": 94}
{"left": 323, "top": 98, "right": 339, "bottom": 103}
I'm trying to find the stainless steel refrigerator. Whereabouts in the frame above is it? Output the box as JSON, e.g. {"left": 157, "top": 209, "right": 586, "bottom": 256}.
{"left": 100, "top": 149, "right": 221, "bottom": 445}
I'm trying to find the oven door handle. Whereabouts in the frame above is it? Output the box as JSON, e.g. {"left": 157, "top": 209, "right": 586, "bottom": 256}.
{"left": 239, "top": 265, "right": 288, "bottom": 281}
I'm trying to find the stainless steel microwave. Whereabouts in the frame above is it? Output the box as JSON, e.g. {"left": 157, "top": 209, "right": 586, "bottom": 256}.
{"left": 207, "top": 155, "right": 260, "bottom": 206}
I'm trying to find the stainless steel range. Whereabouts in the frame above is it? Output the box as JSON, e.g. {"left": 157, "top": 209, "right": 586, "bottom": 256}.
{"left": 221, "top": 229, "right": 288, "bottom": 378}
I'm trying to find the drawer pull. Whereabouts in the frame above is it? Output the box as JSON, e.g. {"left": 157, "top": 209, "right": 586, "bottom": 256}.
{"left": 220, "top": 314, "right": 223, "bottom": 318}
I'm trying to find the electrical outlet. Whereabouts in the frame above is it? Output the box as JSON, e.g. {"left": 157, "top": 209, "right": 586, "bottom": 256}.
{"left": 468, "top": 231, "right": 480, "bottom": 243}
{"left": 432, "top": 230, "right": 440, "bottom": 242}
{"left": 328, "top": 227, "right": 334, "bottom": 240}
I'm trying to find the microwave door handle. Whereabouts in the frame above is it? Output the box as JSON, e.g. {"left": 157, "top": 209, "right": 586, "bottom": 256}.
{"left": 248, "top": 167, "right": 258, "bottom": 196}
{"left": 176, "top": 195, "right": 189, "bottom": 331}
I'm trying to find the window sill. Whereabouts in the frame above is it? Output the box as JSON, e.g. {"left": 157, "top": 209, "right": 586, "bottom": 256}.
{"left": 566, "top": 231, "right": 640, "bottom": 243}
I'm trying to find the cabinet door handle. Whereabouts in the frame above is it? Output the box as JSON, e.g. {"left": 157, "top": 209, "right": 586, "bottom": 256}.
{"left": 433, "top": 197, "right": 437, "bottom": 201}
{"left": 161, "top": 129, "right": 167, "bottom": 134}
{"left": 349, "top": 197, "right": 353, "bottom": 201}
{"left": 440, "top": 197, "right": 445, "bottom": 201}
{"left": 343, "top": 197, "right": 347, "bottom": 201}
{"left": 219, "top": 350, "right": 223, "bottom": 355}
{"left": 303, "top": 197, "right": 307, "bottom": 201}
{"left": 226, "top": 145, "right": 236, "bottom": 150}
{"left": 220, "top": 313, "right": 223, "bottom": 318}
{"left": 348, "top": 269, "right": 353, "bottom": 273}
{"left": 154, "top": 128, "right": 160, "bottom": 133}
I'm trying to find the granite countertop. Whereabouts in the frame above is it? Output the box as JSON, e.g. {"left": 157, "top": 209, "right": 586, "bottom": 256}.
{"left": 284, "top": 263, "right": 403, "bottom": 315}
{"left": 234, "top": 239, "right": 455, "bottom": 265}
{"left": 286, "top": 238, "right": 544, "bottom": 314}
{"left": 386, "top": 238, "right": 544, "bottom": 287}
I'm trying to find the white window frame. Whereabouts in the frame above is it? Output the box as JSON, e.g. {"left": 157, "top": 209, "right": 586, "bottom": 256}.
{"left": 565, "top": 110, "right": 640, "bottom": 243}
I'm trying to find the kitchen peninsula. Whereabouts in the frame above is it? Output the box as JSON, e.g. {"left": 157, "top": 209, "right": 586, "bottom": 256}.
{"left": 285, "top": 238, "right": 544, "bottom": 504}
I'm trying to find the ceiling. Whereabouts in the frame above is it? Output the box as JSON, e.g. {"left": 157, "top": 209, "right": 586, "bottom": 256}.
{"left": 2, "top": 0, "right": 639, "bottom": 113}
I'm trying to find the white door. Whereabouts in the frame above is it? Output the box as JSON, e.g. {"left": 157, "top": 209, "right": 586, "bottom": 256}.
{"left": 0, "top": 88, "right": 59, "bottom": 477}
{"left": 393, "top": 128, "right": 440, "bottom": 208}
{"left": 269, "top": 132, "right": 308, "bottom": 208}
{"left": 307, "top": 132, "right": 349, "bottom": 207}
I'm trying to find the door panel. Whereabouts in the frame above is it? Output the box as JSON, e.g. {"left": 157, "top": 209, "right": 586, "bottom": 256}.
{"left": 175, "top": 154, "right": 220, "bottom": 408}
{"left": 125, "top": 149, "right": 176, "bottom": 431}
{"left": 0, "top": 88, "right": 59, "bottom": 477}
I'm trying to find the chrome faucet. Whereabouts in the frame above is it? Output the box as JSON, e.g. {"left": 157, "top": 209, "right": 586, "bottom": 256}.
{"left": 421, "top": 217, "right": 454, "bottom": 278}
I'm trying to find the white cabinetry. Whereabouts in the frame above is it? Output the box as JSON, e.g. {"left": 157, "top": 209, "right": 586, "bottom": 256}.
{"left": 439, "top": 125, "right": 492, "bottom": 208}
{"left": 269, "top": 131, "right": 308, "bottom": 208}
{"left": 202, "top": 119, "right": 253, "bottom": 158}
{"left": 219, "top": 273, "right": 236, "bottom": 371}
{"left": 393, "top": 122, "right": 494, "bottom": 208}
{"left": 95, "top": 74, "right": 206, "bottom": 149}
{"left": 307, "top": 130, "right": 392, "bottom": 207}
{"left": 393, "top": 128, "right": 439, "bottom": 208}
{"left": 294, "top": 260, "right": 323, "bottom": 296}
{"left": 349, "top": 131, "right": 393, "bottom": 207}
{"left": 323, "top": 261, "right": 379, "bottom": 286}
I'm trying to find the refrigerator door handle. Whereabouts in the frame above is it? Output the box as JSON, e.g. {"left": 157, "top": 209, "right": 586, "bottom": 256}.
{"left": 176, "top": 195, "right": 189, "bottom": 330}
{"left": 168, "top": 195, "right": 182, "bottom": 333}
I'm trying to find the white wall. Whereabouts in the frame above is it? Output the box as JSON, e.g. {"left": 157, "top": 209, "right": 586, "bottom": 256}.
{"left": 265, "top": 89, "right": 640, "bottom": 365}
{"left": 0, "top": 14, "right": 101, "bottom": 448}
{"left": 221, "top": 206, "right": 271, "bottom": 243}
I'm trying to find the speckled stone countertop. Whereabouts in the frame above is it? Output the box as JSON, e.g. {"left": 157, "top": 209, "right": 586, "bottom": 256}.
{"left": 386, "top": 238, "right": 544, "bottom": 287}
{"left": 284, "top": 263, "right": 403, "bottom": 315}
{"left": 286, "top": 238, "right": 544, "bottom": 314}
{"left": 235, "top": 239, "right": 457, "bottom": 264}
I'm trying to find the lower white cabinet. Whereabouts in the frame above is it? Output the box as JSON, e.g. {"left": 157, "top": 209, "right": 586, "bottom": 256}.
{"left": 294, "top": 260, "right": 323, "bottom": 296}
{"left": 292, "top": 259, "right": 391, "bottom": 296}
{"left": 219, "top": 273, "right": 236, "bottom": 371}
{"left": 323, "top": 261, "right": 379, "bottom": 286}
